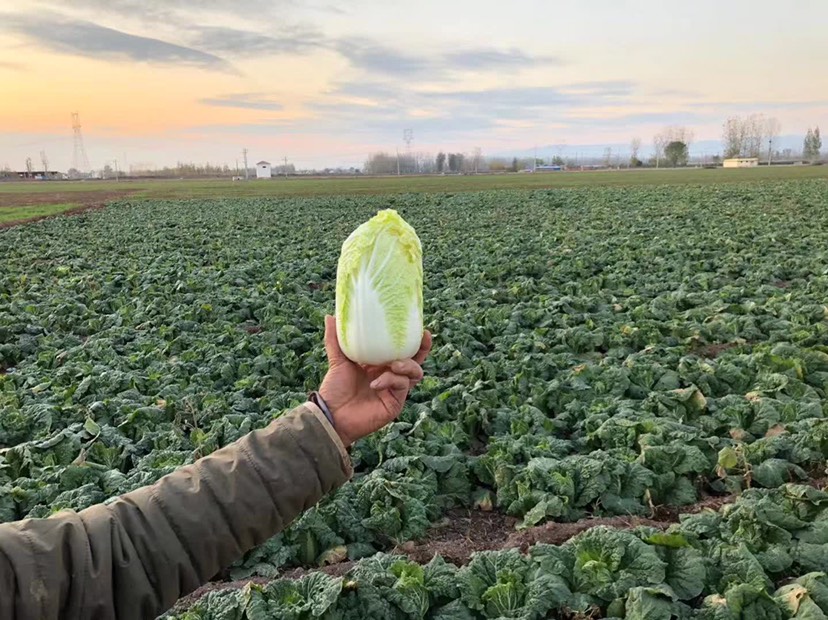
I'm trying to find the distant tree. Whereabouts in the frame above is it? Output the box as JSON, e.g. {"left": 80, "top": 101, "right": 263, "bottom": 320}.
{"left": 472, "top": 147, "right": 483, "bottom": 173}
{"left": 447, "top": 153, "right": 458, "bottom": 172}
{"left": 603, "top": 147, "right": 613, "bottom": 168}
{"left": 722, "top": 117, "right": 744, "bottom": 158}
{"left": 654, "top": 126, "right": 693, "bottom": 167}
{"left": 511, "top": 157, "right": 519, "bottom": 172}
{"left": 804, "top": 126, "right": 822, "bottom": 161}
{"left": 664, "top": 141, "right": 689, "bottom": 167}
{"left": 722, "top": 114, "right": 780, "bottom": 158}
{"left": 551, "top": 155, "right": 565, "bottom": 166}
{"left": 629, "top": 137, "right": 641, "bottom": 167}
{"left": 765, "top": 117, "right": 781, "bottom": 163}
{"left": 456, "top": 153, "right": 466, "bottom": 172}
{"left": 364, "top": 152, "right": 398, "bottom": 175}
{"left": 436, "top": 152, "right": 446, "bottom": 173}
{"left": 447, "top": 153, "right": 465, "bottom": 173}
{"left": 487, "top": 158, "right": 510, "bottom": 172}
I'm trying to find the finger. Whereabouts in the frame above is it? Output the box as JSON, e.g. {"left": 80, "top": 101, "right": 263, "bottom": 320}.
{"left": 324, "top": 315, "right": 348, "bottom": 365}
{"left": 370, "top": 371, "right": 410, "bottom": 392}
{"left": 413, "top": 330, "right": 433, "bottom": 365}
{"left": 389, "top": 359, "right": 424, "bottom": 382}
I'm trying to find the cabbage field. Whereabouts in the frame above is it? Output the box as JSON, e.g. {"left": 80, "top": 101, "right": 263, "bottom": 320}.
{"left": 1, "top": 179, "right": 828, "bottom": 619}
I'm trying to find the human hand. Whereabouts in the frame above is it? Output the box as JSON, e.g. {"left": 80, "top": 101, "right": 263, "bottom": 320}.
{"left": 318, "top": 314, "right": 432, "bottom": 447}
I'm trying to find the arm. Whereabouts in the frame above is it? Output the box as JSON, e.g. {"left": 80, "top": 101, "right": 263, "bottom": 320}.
{"left": 0, "top": 316, "right": 431, "bottom": 620}
{"left": 0, "top": 403, "right": 351, "bottom": 620}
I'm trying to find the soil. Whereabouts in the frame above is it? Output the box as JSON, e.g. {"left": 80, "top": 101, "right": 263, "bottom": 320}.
{"left": 0, "top": 189, "right": 136, "bottom": 229}
{"left": 692, "top": 342, "right": 742, "bottom": 359}
{"left": 0, "top": 204, "right": 111, "bottom": 229}
{"left": 394, "top": 508, "right": 519, "bottom": 564}
{"left": 170, "top": 478, "right": 828, "bottom": 611}
{"left": 0, "top": 189, "right": 134, "bottom": 208}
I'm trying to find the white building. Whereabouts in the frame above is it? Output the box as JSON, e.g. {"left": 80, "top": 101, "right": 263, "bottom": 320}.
{"left": 256, "top": 161, "right": 272, "bottom": 178}
{"left": 723, "top": 157, "right": 759, "bottom": 168}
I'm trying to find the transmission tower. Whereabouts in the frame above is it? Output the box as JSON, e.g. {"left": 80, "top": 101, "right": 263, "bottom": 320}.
{"left": 403, "top": 128, "right": 413, "bottom": 152}
{"left": 40, "top": 151, "right": 49, "bottom": 172}
{"left": 242, "top": 148, "right": 249, "bottom": 180}
{"left": 71, "top": 113, "right": 91, "bottom": 173}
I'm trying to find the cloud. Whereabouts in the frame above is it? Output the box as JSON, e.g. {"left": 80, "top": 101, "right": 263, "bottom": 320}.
{"left": 430, "top": 86, "right": 579, "bottom": 108}
{"left": 335, "top": 39, "right": 563, "bottom": 78}
{"left": 445, "top": 47, "right": 562, "bottom": 70}
{"left": 0, "top": 61, "right": 24, "bottom": 71}
{"left": 200, "top": 93, "right": 284, "bottom": 111}
{"left": 562, "top": 110, "right": 710, "bottom": 127}
{"left": 335, "top": 38, "right": 432, "bottom": 77}
{"left": 688, "top": 100, "right": 828, "bottom": 112}
{"left": 2, "top": 14, "right": 233, "bottom": 71}
{"left": 561, "top": 80, "right": 636, "bottom": 96}
{"left": 31, "top": 0, "right": 342, "bottom": 22}
{"left": 327, "top": 80, "right": 619, "bottom": 110}
{"left": 297, "top": 79, "right": 649, "bottom": 141}
{"left": 188, "top": 25, "right": 325, "bottom": 56}
{"left": 184, "top": 111, "right": 498, "bottom": 138}
{"left": 329, "top": 81, "right": 400, "bottom": 101}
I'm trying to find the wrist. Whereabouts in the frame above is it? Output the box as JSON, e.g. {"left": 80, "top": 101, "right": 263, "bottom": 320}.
{"left": 312, "top": 389, "right": 352, "bottom": 448}
{"left": 309, "top": 390, "right": 335, "bottom": 426}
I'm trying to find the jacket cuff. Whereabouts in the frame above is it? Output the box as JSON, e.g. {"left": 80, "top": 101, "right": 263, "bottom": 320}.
{"left": 302, "top": 402, "right": 353, "bottom": 479}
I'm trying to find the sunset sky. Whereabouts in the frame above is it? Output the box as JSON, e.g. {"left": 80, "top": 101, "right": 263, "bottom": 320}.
{"left": 1, "top": 0, "right": 826, "bottom": 170}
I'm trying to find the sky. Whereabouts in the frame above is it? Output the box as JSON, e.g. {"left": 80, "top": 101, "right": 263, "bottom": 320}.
{"left": 1, "top": 0, "right": 826, "bottom": 171}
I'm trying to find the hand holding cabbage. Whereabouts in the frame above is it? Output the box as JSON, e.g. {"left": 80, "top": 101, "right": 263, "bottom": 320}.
{"left": 320, "top": 209, "right": 431, "bottom": 446}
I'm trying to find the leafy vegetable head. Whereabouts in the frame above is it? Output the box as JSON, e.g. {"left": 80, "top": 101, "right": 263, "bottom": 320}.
{"left": 336, "top": 209, "right": 423, "bottom": 365}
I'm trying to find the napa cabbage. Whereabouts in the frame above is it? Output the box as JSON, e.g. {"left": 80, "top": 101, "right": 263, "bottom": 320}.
{"left": 335, "top": 209, "right": 423, "bottom": 365}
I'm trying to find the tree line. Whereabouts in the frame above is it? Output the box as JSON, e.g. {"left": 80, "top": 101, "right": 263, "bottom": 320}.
{"left": 625, "top": 116, "right": 822, "bottom": 170}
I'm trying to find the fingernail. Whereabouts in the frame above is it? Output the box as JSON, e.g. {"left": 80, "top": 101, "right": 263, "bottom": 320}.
{"left": 370, "top": 379, "right": 380, "bottom": 389}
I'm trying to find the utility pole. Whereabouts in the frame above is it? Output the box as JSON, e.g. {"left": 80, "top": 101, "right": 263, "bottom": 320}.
{"left": 242, "top": 148, "right": 249, "bottom": 180}
{"left": 283, "top": 156, "right": 289, "bottom": 178}
{"left": 403, "top": 129, "right": 413, "bottom": 173}
{"left": 114, "top": 159, "right": 120, "bottom": 182}
{"left": 396, "top": 148, "right": 401, "bottom": 176}
{"left": 767, "top": 139, "right": 773, "bottom": 167}
{"left": 71, "top": 112, "right": 91, "bottom": 173}
{"left": 533, "top": 146, "right": 537, "bottom": 172}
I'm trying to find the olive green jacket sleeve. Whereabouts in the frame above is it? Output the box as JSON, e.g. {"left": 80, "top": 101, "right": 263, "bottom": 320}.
{"left": 0, "top": 403, "right": 353, "bottom": 620}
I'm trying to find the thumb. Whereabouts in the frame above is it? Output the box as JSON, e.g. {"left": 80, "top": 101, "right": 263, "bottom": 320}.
{"left": 324, "top": 315, "right": 348, "bottom": 365}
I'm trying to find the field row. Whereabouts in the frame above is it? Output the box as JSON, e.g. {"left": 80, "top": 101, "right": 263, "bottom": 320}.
{"left": 164, "top": 483, "right": 828, "bottom": 619}
{"left": 1, "top": 180, "right": 827, "bottom": 617}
